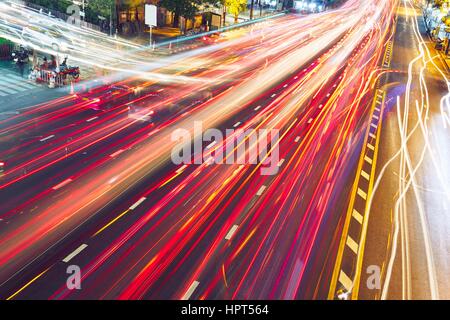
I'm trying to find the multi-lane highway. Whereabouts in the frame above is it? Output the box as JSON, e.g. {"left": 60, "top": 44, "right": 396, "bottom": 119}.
{"left": 0, "top": 0, "right": 448, "bottom": 300}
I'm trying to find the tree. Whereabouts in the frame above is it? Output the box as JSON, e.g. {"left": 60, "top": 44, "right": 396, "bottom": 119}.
{"left": 85, "top": 0, "right": 115, "bottom": 26}
{"left": 225, "top": 0, "right": 247, "bottom": 23}
{"left": 88, "top": 0, "right": 114, "bottom": 19}
{"left": 250, "top": 0, "right": 255, "bottom": 19}
{"left": 159, "top": 0, "right": 203, "bottom": 28}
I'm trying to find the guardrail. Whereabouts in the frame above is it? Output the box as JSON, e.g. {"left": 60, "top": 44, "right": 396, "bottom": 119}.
{"left": 29, "top": 68, "right": 71, "bottom": 88}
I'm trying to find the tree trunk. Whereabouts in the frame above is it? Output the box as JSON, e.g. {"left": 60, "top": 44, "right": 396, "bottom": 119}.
{"left": 173, "top": 11, "right": 180, "bottom": 28}
{"left": 222, "top": 5, "right": 226, "bottom": 27}
{"left": 250, "top": 0, "right": 255, "bottom": 19}
{"left": 234, "top": 13, "right": 238, "bottom": 23}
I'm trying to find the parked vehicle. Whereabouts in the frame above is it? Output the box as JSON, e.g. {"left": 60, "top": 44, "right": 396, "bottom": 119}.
{"left": 58, "top": 57, "right": 80, "bottom": 79}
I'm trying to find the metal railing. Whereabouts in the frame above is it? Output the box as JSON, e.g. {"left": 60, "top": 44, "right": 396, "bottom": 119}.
{"left": 29, "top": 68, "right": 70, "bottom": 88}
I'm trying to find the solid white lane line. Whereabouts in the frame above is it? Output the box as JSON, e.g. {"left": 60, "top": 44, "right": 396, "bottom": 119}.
{"left": 62, "top": 244, "right": 88, "bottom": 263}
{"left": 129, "top": 197, "right": 146, "bottom": 210}
{"left": 182, "top": 281, "right": 200, "bottom": 300}
{"left": 225, "top": 225, "right": 239, "bottom": 240}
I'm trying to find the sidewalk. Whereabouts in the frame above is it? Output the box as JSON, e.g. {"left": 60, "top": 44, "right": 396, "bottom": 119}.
{"left": 421, "top": 10, "right": 450, "bottom": 72}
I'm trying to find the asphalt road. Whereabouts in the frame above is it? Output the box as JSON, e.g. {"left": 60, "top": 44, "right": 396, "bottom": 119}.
{"left": 329, "top": 0, "right": 450, "bottom": 300}
{"left": 1, "top": 0, "right": 447, "bottom": 300}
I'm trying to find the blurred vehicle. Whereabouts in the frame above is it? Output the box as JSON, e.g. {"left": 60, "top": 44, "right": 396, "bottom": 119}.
{"left": 128, "top": 102, "right": 155, "bottom": 122}
{"left": 58, "top": 57, "right": 80, "bottom": 79}
{"left": 77, "top": 84, "right": 135, "bottom": 110}
{"left": 200, "top": 32, "right": 223, "bottom": 45}
{"left": 21, "top": 25, "right": 75, "bottom": 52}
{"left": 293, "top": 1, "right": 325, "bottom": 13}
{"left": 11, "top": 46, "right": 30, "bottom": 63}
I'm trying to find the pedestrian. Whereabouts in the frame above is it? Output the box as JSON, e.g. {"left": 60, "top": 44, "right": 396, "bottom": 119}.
{"left": 41, "top": 57, "right": 49, "bottom": 70}
{"left": 50, "top": 56, "right": 57, "bottom": 70}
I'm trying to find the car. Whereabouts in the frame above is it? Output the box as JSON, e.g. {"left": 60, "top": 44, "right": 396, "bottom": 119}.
{"left": 200, "top": 32, "right": 223, "bottom": 45}
{"left": 76, "top": 84, "right": 136, "bottom": 110}
{"left": 21, "top": 25, "right": 75, "bottom": 52}
{"left": 128, "top": 103, "right": 155, "bottom": 122}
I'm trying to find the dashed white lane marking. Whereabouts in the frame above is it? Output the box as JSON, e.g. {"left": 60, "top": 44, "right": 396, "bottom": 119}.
{"left": 256, "top": 185, "right": 266, "bottom": 196}
{"left": 352, "top": 209, "right": 363, "bottom": 224}
{"left": 375, "top": 107, "right": 381, "bottom": 112}
{"left": 308, "top": 118, "right": 313, "bottom": 124}
{"left": 361, "top": 170, "right": 370, "bottom": 181}
{"left": 370, "top": 123, "right": 377, "bottom": 129}
{"left": 129, "top": 197, "right": 147, "bottom": 210}
{"left": 364, "top": 155, "right": 373, "bottom": 165}
{"left": 182, "top": 281, "right": 200, "bottom": 300}
{"left": 346, "top": 235, "right": 359, "bottom": 254}
{"left": 369, "top": 132, "right": 376, "bottom": 139}
{"left": 52, "top": 178, "right": 73, "bottom": 190}
{"left": 357, "top": 188, "right": 367, "bottom": 200}
{"left": 62, "top": 244, "right": 88, "bottom": 263}
{"left": 206, "top": 140, "right": 217, "bottom": 149}
{"left": 278, "top": 159, "right": 285, "bottom": 167}
{"left": 271, "top": 94, "right": 277, "bottom": 98}
{"left": 367, "top": 143, "right": 375, "bottom": 151}
{"left": 225, "top": 225, "right": 239, "bottom": 240}
{"left": 110, "top": 149, "right": 124, "bottom": 158}
{"left": 40, "top": 135, "right": 55, "bottom": 142}
{"left": 295, "top": 136, "right": 300, "bottom": 142}
{"left": 176, "top": 165, "right": 187, "bottom": 174}
{"left": 373, "top": 114, "right": 379, "bottom": 120}
{"left": 233, "top": 122, "right": 241, "bottom": 128}
{"left": 294, "top": 76, "right": 298, "bottom": 79}
{"left": 254, "top": 105, "right": 262, "bottom": 111}
{"left": 283, "top": 84, "right": 288, "bottom": 88}
{"left": 319, "top": 104, "right": 323, "bottom": 109}
{"left": 339, "top": 270, "right": 353, "bottom": 292}
{"left": 86, "top": 116, "right": 98, "bottom": 122}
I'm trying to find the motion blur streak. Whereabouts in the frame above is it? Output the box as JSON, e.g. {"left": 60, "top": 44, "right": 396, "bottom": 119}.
{"left": 0, "top": 0, "right": 409, "bottom": 300}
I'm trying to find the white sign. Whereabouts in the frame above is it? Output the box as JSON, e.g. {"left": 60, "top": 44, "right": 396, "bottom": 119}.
{"left": 145, "top": 4, "right": 157, "bottom": 27}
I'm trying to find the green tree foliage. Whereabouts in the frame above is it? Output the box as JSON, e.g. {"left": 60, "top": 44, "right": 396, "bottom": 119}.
{"left": 159, "top": 0, "right": 203, "bottom": 27}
